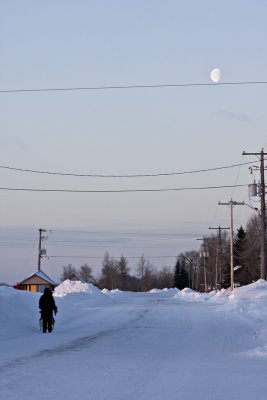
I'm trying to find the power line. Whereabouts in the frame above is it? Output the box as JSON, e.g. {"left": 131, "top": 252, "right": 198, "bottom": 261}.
{"left": 50, "top": 229, "right": 199, "bottom": 237}
{"left": 1, "top": 81, "right": 267, "bottom": 94}
{"left": 0, "top": 160, "right": 260, "bottom": 178}
{"left": 47, "top": 255, "right": 177, "bottom": 259}
{"left": 0, "top": 183, "right": 248, "bottom": 193}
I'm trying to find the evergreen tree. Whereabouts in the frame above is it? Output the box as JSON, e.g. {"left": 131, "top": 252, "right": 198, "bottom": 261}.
{"left": 117, "top": 255, "right": 130, "bottom": 290}
{"left": 234, "top": 226, "right": 246, "bottom": 267}
{"left": 234, "top": 220, "right": 261, "bottom": 285}
{"left": 173, "top": 259, "right": 181, "bottom": 288}
{"left": 179, "top": 266, "right": 189, "bottom": 289}
{"left": 174, "top": 259, "right": 189, "bottom": 290}
{"left": 222, "top": 262, "right": 231, "bottom": 289}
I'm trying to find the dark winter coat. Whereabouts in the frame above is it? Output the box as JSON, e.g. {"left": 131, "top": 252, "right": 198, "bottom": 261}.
{"left": 39, "top": 287, "right": 57, "bottom": 319}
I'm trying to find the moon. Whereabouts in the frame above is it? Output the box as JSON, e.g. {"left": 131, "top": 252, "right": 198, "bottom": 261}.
{"left": 210, "top": 68, "right": 221, "bottom": 83}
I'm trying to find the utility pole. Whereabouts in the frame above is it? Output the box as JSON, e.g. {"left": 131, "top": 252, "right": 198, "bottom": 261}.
{"left": 197, "top": 238, "right": 208, "bottom": 292}
{"left": 38, "top": 229, "right": 47, "bottom": 271}
{"left": 243, "top": 149, "right": 267, "bottom": 280}
{"left": 209, "top": 226, "right": 230, "bottom": 291}
{"left": 218, "top": 200, "right": 244, "bottom": 291}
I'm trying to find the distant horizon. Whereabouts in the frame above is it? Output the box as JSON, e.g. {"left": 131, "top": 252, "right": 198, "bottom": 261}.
{"left": 0, "top": 214, "right": 251, "bottom": 285}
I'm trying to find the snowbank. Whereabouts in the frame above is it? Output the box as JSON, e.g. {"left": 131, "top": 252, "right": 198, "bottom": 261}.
{"left": 229, "top": 279, "right": 267, "bottom": 300}
{"left": 102, "top": 287, "right": 179, "bottom": 300}
{"left": 1, "top": 281, "right": 267, "bottom": 379}
{"left": 54, "top": 279, "right": 103, "bottom": 297}
{"left": 53, "top": 279, "right": 113, "bottom": 309}
{"left": 172, "top": 287, "right": 211, "bottom": 301}
{"left": 0, "top": 286, "right": 40, "bottom": 341}
{"left": 216, "top": 280, "right": 267, "bottom": 320}
{"left": 2, "top": 280, "right": 267, "bottom": 347}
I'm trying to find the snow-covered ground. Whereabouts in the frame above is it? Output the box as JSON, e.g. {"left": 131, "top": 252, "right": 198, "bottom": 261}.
{"left": 1, "top": 280, "right": 267, "bottom": 400}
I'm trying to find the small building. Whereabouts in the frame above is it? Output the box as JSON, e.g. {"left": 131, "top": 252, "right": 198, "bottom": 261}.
{"left": 18, "top": 269, "right": 57, "bottom": 292}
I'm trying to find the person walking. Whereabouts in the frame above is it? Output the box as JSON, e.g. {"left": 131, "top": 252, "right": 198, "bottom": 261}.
{"left": 39, "top": 287, "right": 58, "bottom": 333}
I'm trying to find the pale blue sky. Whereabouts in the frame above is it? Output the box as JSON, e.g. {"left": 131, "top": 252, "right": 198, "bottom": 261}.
{"left": 0, "top": 1, "right": 267, "bottom": 283}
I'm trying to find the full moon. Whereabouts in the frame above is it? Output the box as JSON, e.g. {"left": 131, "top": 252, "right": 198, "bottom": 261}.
{"left": 210, "top": 68, "right": 221, "bottom": 83}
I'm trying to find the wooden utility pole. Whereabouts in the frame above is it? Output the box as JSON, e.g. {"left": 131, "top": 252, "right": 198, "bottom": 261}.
{"left": 219, "top": 200, "right": 244, "bottom": 291}
{"left": 243, "top": 149, "right": 267, "bottom": 280}
{"left": 209, "top": 226, "right": 230, "bottom": 291}
{"left": 38, "top": 229, "right": 47, "bottom": 271}
{"left": 197, "top": 238, "right": 208, "bottom": 292}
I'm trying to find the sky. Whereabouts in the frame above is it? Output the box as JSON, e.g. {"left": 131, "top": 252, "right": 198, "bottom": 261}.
{"left": 0, "top": 0, "right": 267, "bottom": 284}
{"left": 1, "top": 281, "right": 267, "bottom": 399}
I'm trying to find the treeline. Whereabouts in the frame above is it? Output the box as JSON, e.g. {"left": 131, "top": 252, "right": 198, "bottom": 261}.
{"left": 172, "top": 214, "right": 261, "bottom": 291}
{"left": 60, "top": 214, "right": 261, "bottom": 292}
{"left": 61, "top": 253, "right": 174, "bottom": 292}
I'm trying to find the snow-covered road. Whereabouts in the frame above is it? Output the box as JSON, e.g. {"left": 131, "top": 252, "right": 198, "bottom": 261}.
{"left": 1, "top": 283, "right": 267, "bottom": 400}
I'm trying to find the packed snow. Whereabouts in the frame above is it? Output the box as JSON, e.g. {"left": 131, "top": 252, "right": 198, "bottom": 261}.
{"left": 1, "top": 280, "right": 267, "bottom": 400}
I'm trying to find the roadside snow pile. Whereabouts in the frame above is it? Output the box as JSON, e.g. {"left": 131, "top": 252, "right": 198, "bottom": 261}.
{"left": 208, "top": 280, "right": 267, "bottom": 311}
{"left": 102, "top": 288, "right": 121, "bottom": 295}
{"left": 229, "top": 279, "right": 267, "bottom": 300}
{"left": 102, "top": 288, "right": 144, "bottom": 300}
{"left": 103, "top": 287, "right": 179, "bottom": 300}
{"left": 172, "top": 287, "right": 210, "bottom": 301}
{"left": 226, "top": 280, "right": 267, "bottom": 358}
{"left": 53, "top": 279, "right": 112, "bottom": 307}
{"left": 173, "top": 281, "right": 267, "bottom": 308}
{"left": 54, "top": 279, "right": 102, "bottom": 297}
{"left": 219, "top": 280, "right": 267, "bottom": 315}
{"left": 149, "top": 287, "right": 179, "bottom": 298}
{"left": 0, "top": 286, "right": 40, "bottom": 340}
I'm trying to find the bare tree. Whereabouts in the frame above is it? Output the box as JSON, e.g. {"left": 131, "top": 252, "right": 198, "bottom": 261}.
{"left": 61, "top": 264, "right": 78, "bottom": 281}
{"left": 179, "top": 251, "right": 200, "bottom": 290}
{"left": 78, "top": 264, "right": 94, "bottom": 283}
{"left": 98, "top": 252, "right": 118, "bottom": 290}
{"left": 156, "top": 266, "right": 174, "bottom": 289}
{"left": 136, "top": 254, "right": 146, "bottom": 291}
{"left": 136, "top": 255, "right": 155, "bottom": 291}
